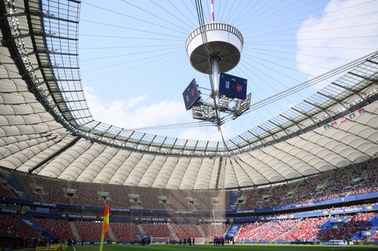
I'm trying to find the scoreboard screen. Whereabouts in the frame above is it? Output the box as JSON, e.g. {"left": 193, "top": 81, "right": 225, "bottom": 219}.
{"left": 182, "top": 78, "right": 201, "bottom": 110}
{"left": 219, "top": 73, "right": 247, "bottom": 99}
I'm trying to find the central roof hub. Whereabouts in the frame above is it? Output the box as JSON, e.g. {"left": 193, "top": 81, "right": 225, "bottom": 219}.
{"left": 185, "top": 23, "right": 244, "bottom": 74}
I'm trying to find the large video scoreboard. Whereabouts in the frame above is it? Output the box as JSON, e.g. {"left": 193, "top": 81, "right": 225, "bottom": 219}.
{"left": 182, "top": 78, "right": 201, "bottom": 110}
{"left": 219, "top": 73, "right": 247, "bottom": 100}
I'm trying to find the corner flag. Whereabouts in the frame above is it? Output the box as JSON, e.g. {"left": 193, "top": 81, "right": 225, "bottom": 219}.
{"left": 99, "top": 205, "right": 110, "bottom": 251}
{"left": 103, "top": 205, "right": 110, "bottom": 233}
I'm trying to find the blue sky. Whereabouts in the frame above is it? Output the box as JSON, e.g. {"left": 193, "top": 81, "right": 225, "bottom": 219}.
{"left": 78, "top": 0, "right": 378, "bottom": 141}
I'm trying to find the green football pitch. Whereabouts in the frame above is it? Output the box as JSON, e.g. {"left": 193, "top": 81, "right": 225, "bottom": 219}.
{"left": 68, "top": 243, "right": 378, "bottom": 251}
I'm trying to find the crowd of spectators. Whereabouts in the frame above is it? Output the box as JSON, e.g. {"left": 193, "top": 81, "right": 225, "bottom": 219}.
{"left": 236, "top": 212, "right": 377, "bottom": 242}
{"left": 370, "top": 232, "right": 378, "bottom": 241}
{"left": 237, "top": 159, "right": 378, "bottom": 210}
{"left": 318, "top": 212, "right": 376, "bottom": 241}
{"left": 280, "top": 217, "right": 325, "bottom": 241}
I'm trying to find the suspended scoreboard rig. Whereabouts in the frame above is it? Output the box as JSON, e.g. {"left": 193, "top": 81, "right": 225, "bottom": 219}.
{"left": 183, "top": 22, "right": 251, "bottom": 126}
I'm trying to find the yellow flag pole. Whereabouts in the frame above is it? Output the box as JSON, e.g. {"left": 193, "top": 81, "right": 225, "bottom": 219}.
{"left": 99, "top": 203, "right": 109, "bottom": 251}
{"left": 99, "top": 224, "right": 105, "bottom": 251}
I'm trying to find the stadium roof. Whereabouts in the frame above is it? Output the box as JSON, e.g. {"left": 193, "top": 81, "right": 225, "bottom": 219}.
{"left": 0, "top": 0, "right": 377, "bottom": 190}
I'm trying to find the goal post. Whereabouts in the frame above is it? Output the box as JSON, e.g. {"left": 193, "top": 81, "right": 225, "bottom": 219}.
{"left": 151, "top": 236, "right": 170, "bottom": 244}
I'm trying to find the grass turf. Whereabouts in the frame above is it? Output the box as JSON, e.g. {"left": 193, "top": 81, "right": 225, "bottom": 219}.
{"left": 70, "top": 243, "right": 378, "bottom": 251}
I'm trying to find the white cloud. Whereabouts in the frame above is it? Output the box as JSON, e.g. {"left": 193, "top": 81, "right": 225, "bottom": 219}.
{"left": 84, "top": 86, "right": 187, "bottom": 130}
{"left": 296, "top": 0, "right": 378, "bottom": 81}
{"left": 84, "top": 86, "right": 235, "bottom": 141}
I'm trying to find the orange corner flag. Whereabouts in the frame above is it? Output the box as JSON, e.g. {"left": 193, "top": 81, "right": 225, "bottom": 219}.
{"left": 100, "top": 205, "right": 110, "bottom": 251}
{"left": 103, "top": 205, "right": 110, "bottom": 234}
